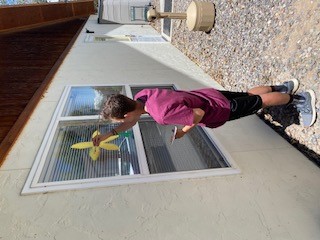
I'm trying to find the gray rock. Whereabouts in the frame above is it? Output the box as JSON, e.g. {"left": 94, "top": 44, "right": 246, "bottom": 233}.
{"left": 151, "top": 0, "right": 320, "bottom": 160}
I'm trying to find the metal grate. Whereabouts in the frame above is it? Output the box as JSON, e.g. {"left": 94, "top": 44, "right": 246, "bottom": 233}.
{"left": 138, "top": 118, "right": 229, "bottom": 174}
{"left": 94, "top": 36, "right": 131, "bottom": 42}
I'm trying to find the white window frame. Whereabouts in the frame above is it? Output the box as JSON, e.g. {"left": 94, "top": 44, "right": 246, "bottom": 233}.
{"left": 160, "top": 0, "right": 179, "bottom": 42}
{"left": 84, "top": 34, "right": 167, "bottom": 43}
{"left": 22, "top": 84, "right": 240, "bottom": 195}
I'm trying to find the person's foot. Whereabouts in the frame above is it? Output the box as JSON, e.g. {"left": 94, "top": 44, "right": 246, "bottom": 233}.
{"left": 294, "top": 90, "right": 316, "bottom": 127}
{"left": 282, "top": 79, "right": 300, "bottom": 94}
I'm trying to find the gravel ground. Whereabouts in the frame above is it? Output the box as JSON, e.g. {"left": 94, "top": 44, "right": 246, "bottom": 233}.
{"left": 151, "top": 0, "right": 320, "bottom": 165}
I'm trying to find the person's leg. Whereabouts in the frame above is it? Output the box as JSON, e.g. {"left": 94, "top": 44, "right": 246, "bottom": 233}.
{"left": 228, "top": 92, "right": 291, "bottom": 120}
{"left": 228, "top": 95, "right": 263, "bottom": 120}
{"left": 246, "top": 79, "right": 301, "bottom": 107}
{"left": 259, "top": 92, "right": 290, "bottom": 108}
{"left": 248, "top": 86, "right": 272, "bottom": 95}
{"left": 248, "top": 79, "right": 300, "bottom": 95}
{"left": 226, "top": 81, "right": 316, "bottom": 126}
{"left": 219, "top": 91, "right": 249, "bottom": 99}
{"left": 225, "top": 90, "right": 290, "bottom": 120}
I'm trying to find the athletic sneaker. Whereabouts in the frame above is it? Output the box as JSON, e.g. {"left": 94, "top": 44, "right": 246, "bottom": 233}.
{"left": 282, "top": 79, "right": 300, "bottom": 94}
{"left": 294, "top": 90, "right": 316, "bottom": 127}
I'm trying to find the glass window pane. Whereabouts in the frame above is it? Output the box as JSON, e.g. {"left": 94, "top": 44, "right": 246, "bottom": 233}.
{"left": 138, "top": 118, "right": 229, "bottom": 174}
{"left": 130, "top": 85, "right": 175, "bottom": 97}
{"left": 62, "top": 86, "right": 124, "bottom": 116}
{"left": 38, "top": 120, "right": 140, "bottom": 183}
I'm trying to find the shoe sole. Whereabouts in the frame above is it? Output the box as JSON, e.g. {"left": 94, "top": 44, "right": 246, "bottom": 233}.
{"left": 306, "top": 89, "right": 316, "bottom": 127}
{"left": 290, "top": 78, "right": 299, "bottom": 94}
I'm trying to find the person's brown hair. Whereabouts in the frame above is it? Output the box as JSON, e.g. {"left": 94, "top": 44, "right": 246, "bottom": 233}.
{"left": 101, "top": 94, "right": 136, "bottom": 120}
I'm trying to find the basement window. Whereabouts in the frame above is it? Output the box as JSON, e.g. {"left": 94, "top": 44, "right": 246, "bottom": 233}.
{"left": 85, "top": 35, "right": 166, "bottom": 43}
{"left": 22, "top": 84, "right": 239, "bottom": 194}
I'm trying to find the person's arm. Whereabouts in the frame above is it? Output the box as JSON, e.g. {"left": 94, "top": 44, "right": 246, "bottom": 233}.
{"left": 92, "top": 120, "right": 137, "bottom": 146}
{"left": 175, "top": 108, "right": 205, "bottom": 139}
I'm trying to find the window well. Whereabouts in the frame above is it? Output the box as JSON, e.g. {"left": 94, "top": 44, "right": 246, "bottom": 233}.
{"left": 22, "top": 84, "right": 239, "bottom": 194}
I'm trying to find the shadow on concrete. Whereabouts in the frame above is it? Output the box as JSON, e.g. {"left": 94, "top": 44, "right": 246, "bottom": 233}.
{"left": 258, "top": 105, "right": 320, "bottom": 167}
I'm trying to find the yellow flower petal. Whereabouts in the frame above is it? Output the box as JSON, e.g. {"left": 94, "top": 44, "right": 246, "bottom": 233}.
{"left": 92, "top": 130, "right": 101, "bottom": 138}
{"left": 99, "top": 143, "right": 119, "bottom": 151}
{"left": 89, "top": 147, "right": 101, "bottom": 161}
{"left": 100, "top": 135, "right": 119, "bottom": 143}
{"left": 71, "top": 142, "right": 93, "bottom": 149}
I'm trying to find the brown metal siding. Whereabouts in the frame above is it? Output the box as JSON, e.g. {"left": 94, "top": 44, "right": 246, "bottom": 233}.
{"left": 0, "top": 1, "right": 94, "bottom": 32}
{"left": 0, "top": 17, "right": 87, "bottom": 165}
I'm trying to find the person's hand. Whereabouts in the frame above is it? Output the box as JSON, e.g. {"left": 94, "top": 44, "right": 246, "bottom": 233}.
{"left": 175, "top": 129, "right": 186, "bottom": 139}
{"left": 92, "top": 134, "right": 104, "bottom": 146}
